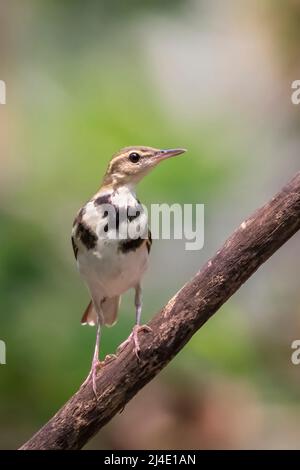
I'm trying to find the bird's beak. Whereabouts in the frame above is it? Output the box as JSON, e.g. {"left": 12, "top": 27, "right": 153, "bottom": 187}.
{"left": 155, "top": 148, "right": 187, "bottom": 162}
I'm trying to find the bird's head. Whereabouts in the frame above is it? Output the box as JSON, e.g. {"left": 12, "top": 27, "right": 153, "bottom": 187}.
{"left": 102, "top": 146, "right": 186, "bottom": 189}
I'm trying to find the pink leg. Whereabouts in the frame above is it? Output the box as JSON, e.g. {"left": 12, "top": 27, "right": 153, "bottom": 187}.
{"left": 117, "top": 284, "right": 152, "bottom": 359}
{"left": 81, "top": 318, "right": 102, "bottom": 397}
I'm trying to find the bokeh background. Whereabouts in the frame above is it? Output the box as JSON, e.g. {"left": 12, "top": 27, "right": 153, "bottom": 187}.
{"left": 1, "top": 0, "right": 300, "bottom": 450}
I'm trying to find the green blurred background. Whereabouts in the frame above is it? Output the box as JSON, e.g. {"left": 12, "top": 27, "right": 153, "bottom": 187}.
{"left": 1, "top": 0, "right": 300, "bottom": 449}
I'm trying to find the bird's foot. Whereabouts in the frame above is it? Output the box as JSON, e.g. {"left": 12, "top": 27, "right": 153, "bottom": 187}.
{"left": 117, "top": 324, "right": 152, "bottom": 359}
{"left": 104, "top": 353, "right": 117, "bottom": 364}
{"left": 81, "top": 359, "right": 104, "bottom": 399}
{"left": 132, "top": 324, "right": 152, "bottom": 359}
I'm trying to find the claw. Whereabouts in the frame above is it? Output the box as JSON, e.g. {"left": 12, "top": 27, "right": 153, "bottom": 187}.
{"left": 118, "top": 324, "right": 153, "bottom": 359}
{"left": 104, "top": 353, "right": 117, "bottom": 364}
{"left": 81, "top": 359, "right": 103, "bottom": 399}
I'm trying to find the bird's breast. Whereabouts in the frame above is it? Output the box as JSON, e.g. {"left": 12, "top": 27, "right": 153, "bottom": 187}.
{"left": 72, "top": 187, "right": 151, "bottom": 296}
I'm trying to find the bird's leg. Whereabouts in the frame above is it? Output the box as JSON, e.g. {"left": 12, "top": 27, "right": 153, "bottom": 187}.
{"left": 81, "top": 310, "right": 103, "bottom": 398}
{"left": 118, "top": 284, "right": 152, "bottom": 358}
{"left": 132, "top": 284, "right": 152, "bottom": 358}
{"left": 135, "top": 283, "right": 143, "bottom": 326}
{"left": 91, "top": 317, "right": 102, "bottom": 396}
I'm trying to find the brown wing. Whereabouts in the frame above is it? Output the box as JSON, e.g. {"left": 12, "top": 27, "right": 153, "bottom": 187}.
{"left": 71, "top": 236, "right": 78, "bottom": 259}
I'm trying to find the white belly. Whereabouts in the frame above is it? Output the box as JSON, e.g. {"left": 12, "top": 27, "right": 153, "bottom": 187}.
{"left": 77, "top": 238, "right": 149, "bottom": 298}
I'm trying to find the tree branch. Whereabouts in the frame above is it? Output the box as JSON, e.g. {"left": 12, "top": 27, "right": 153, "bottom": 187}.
{"left": 20, "top": 172, "right": 300, "bottom": 450}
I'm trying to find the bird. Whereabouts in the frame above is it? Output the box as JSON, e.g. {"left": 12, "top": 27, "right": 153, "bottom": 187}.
{"left": 71, "top": 146, "right": 186, "bottom": 395}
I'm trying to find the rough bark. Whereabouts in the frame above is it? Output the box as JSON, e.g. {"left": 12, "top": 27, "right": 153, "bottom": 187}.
{"left": 20, "top": 172, "right": 300, "bottom": 450}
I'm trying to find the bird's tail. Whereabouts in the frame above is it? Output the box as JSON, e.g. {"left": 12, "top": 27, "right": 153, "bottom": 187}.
{"left": 81, "top": 296, "right": 121, "bottom": 327}
{"left": 81, "top": 301, "right": 96, "bottom": 326}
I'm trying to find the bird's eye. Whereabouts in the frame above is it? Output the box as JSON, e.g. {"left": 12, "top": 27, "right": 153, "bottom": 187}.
{"left": 129, "top": 152, "right": 141, "bottom": 163}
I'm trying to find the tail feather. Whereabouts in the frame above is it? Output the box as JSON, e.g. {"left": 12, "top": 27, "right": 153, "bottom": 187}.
{"left": 81, "top": 301, "right": 96, "bottom": 326}
{"left": 81, "top": 296, "right": 121, "bottom": 327}
{"left": 101, "top": 296, "right": 121, "bottom": 327}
